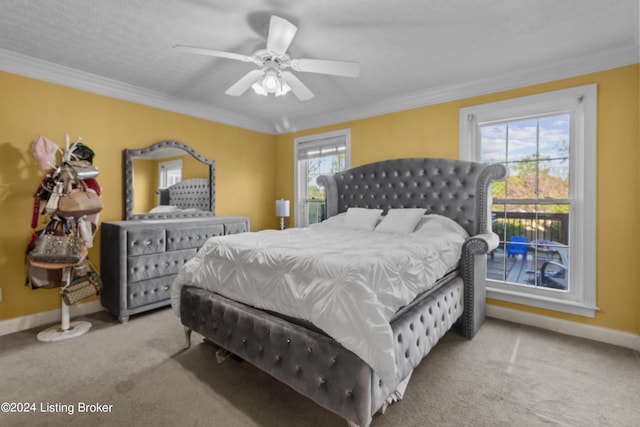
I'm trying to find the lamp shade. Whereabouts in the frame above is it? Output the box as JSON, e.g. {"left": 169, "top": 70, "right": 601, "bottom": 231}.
{"left": 276, "top": 199, "right": 290, "bottom": 217}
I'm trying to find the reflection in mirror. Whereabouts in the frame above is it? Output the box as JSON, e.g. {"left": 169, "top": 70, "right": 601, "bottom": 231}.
{"left": 123, "top": 140, "right": 215, "bottom": 220}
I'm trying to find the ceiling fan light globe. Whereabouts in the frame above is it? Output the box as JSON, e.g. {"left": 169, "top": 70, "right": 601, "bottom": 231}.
{"left": 275, "top": 84, "right": 291, "bottom": 97}
{"left": 262, "top": 71, "right": 281, "bottom": 93}
{"left": 251, "top": 82, "right": 268, "bottom": 96}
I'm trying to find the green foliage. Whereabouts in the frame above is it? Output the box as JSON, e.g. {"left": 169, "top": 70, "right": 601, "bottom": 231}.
{"left": 494, "top": 154, "right": 569, "bottom": 213}
{"left": 308, "top": 185, "right": 324, "bottom": 199}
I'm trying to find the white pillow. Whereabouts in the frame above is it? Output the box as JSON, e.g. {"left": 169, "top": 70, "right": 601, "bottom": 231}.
{"left": 310, "top": 212, "right": 347, "bottom": 229}
{"left": 149, "top": 205, "right": 178, "bottom": 213}
{"left": 375, "top": 208, "right": 427, "bottom": 233}
{"left": 343, "top": 208, "right": 383, "bottom": 231}
{"left": 414, "top": 214, "right": 469, "bottom": 239}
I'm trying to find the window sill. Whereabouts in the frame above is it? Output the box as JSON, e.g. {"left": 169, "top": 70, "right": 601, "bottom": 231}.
{"left": 486, "top": 286, "right": 599, "bottom": 318}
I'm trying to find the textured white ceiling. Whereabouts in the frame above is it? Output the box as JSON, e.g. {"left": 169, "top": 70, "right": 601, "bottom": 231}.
{"left": 0, "top": 0, "right": 638, "bottom": 134}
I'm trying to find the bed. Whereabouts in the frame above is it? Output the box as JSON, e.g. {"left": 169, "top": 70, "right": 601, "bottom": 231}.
{"left": 172, "top": 157, "right": 506, "bottom": 427}
{"left": 154, "top": 178, "right": 211, "bottom": 213}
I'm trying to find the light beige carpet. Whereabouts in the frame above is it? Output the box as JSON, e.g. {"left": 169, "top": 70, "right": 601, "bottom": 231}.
{"left": 0, "top": 307, "right": 638, "bottom": 427}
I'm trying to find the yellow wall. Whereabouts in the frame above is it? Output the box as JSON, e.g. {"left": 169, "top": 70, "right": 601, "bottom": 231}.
{"left": 0, "top": 71, "right": 276, "bottom": 321}
{"left": 1, "top": 64, "right": 638, "bottom": 336}
{"left": 276, "top": 64, "right": 640, "bottom": 335}
{"left": 132, "top": 157, "right": 157, "bottom": 214}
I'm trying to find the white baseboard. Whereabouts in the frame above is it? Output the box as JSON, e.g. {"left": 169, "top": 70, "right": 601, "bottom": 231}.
{"left": 2, "top": 300, "right": 638, "bottom": 353}
{"left": 487, "top": 304, "right": 640, "bottom": 352}
{"left": 0, "top": 300, "right": 103, "bottom": 337}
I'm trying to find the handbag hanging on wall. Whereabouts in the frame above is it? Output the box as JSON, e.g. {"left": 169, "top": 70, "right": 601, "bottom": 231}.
{"left": 28, "top": 220, "right": 86, "bottom": 265}
{"left": 57, "top": 185, "right": 103, "bottom": 218}
{"left": 26, "top": 245, "right": 91, "bottom": 290}
{"left": 56, "top": 172, "right": 103, "bottom": 218}
{"left": 66, "top": 160, "right": 99, "bottom": 180}
{"left": 61, "top": 260, "right": 102, "bottom": 305}
{"left": 26, "top": 263, "right": 65, "bottom": 289}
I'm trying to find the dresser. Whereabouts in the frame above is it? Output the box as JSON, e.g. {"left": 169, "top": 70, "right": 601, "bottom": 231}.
{"left": 100, "top": 216, "right": 249, "bottom": 322}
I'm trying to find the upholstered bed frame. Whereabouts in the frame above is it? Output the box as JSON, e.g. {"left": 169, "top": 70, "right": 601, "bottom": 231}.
{"left": 180, "top": 158, "right": 506, "bottom": 426}
{"left": 157, "top": 178, "right": 211, "bottom": 210}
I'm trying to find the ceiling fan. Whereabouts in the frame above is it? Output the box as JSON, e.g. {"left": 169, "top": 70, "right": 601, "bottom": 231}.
{"left": 173, "top": 15, "right": 360, "bottom": 101}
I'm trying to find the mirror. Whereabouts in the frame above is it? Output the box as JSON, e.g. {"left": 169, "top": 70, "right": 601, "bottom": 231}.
{"left": 123, "top": 140, "right": 215, "bottom": 220}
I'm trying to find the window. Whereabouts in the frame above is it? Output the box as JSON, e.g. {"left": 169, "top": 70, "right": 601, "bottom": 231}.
{"left": 460, "top": 85, "right": 597, "bottom": 317}
{"left": 294, "top": 129, "right": 350, "bottom": 227}
{"left": 159, "top": 159, "right": 182, "bottom": 189}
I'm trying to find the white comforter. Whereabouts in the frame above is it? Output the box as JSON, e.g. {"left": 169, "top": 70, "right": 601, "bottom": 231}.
{"left": 171, "top": 217, "right": 466, "bottom": 383}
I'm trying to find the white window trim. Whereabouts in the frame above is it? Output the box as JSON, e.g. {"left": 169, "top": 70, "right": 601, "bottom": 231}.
{"left": 294, "top": 129, "right": 351, "bottom": 228}
{"left": 159, "top": 159, "right": 182, "bottom": 189}
{"left": 460, "top": 84, "right": 598, "bottom": 317}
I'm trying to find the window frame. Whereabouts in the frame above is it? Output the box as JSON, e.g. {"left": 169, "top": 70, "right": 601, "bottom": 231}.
{"left": 158, "top": 159, "right": 182, "bottom": 189}
{"left": 460, "top": 85, "right": 598, "bottom": 317}
{"left": 293, "top": 129, "right": 351, "bottom": 228}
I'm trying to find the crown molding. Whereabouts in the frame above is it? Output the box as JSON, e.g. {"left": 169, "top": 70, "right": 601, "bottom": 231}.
{"left": 291, "top": 45, "right": 639, "bottom": 133}
{"left": 1, "top": 45, "right": 637, "bottom": 136}
{"left": 0, "top": 48, "right": 275, "bottom": 135}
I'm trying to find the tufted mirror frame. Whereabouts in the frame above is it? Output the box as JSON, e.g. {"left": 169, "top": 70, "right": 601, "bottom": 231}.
{"left": 123, "top": 140, "right": 215, "bottom": 220}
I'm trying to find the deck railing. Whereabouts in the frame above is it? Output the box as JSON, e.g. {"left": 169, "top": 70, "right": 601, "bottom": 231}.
{"left": 308, "top": 202, "right": 569, "bottom": 247}
{"left": 307, "top": 199, "right": 326, "bottom": 225}
{"left": 492, "top": 211, "right": 569, "bottom": 246}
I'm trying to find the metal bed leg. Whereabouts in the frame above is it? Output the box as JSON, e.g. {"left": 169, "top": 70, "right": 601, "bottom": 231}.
{"left": 183, "top": 327, "right": 192, "bottom": 350}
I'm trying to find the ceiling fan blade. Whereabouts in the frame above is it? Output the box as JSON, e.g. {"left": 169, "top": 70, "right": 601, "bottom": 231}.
{"left": 173, "top": 44, "right": 258, "bottom": 64}
{"left": 290, "top": 58, "right": 360, "bottom": 77}
{"left": 281, "top": 71, "right": 314, "bottom": 101}
{"left": 225, "top": 69, "right": 264, "bottom": 96}
{"left": 266, "top": 16, "right": 297, "bottom": 57}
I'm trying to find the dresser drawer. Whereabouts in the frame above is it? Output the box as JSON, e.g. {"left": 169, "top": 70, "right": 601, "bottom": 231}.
{"left": 127, "top": 248, "right": 197, "bottom": 283}
{"left": 167, "top": 225, "right": 224, "bottom": 251}
{"left": 127, "top": 275, "right": 175, "bottom": 309}
{"left": 127, "top": 229, "right": 166, "bottom": 256}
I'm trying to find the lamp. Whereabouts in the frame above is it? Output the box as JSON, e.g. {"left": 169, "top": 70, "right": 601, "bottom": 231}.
{"left": 276, "top": 199, "right": 290, "bottom": 230}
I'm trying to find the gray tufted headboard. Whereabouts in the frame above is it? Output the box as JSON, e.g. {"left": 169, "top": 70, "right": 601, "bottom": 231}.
{"left": 318, "top": 158, "right": 507, "bottom": 237}
{"left": 157, "top": 178, "right": 211, "bottom": 210}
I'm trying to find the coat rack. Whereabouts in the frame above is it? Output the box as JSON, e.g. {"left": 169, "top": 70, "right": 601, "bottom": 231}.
{"left": 28, "top": 134, "right": 102, "bottom": 342}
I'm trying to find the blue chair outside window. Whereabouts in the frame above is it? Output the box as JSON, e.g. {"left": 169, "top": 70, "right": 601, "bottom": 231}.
{"left": 507, "top": 236, "right": 528, "bottom": 260}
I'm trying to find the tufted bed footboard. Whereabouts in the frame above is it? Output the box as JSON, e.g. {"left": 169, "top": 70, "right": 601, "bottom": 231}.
{"left": 181, "top": 275, "right": 464, "bottom": 427}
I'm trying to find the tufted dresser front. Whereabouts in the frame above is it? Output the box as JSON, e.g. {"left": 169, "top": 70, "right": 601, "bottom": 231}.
{"left": 100, "top": 216, "right": 249, "bottom": 322}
